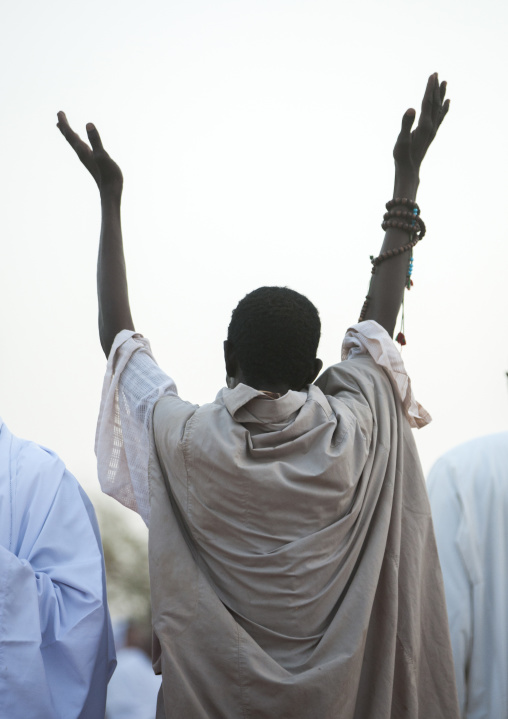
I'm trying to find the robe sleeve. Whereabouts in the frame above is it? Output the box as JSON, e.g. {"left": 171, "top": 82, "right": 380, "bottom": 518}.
{"left": 96, "top": 330, "right": 179, "bottom": 525}
{"left": 341, "top": 320, "right": 431, "bottom": 428}
{"left": 0, "top": 435, "right": 116, "bottom": 719}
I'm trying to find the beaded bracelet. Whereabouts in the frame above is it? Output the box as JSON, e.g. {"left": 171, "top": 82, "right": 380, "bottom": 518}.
{"left": 370, "top": 237, "right": 419, "bottom": 268}
{"left": 358, "top": 199, "right": 425, "bottom": 342}
{"left": 382, "top": 214, "right": 426, "bottom": 239}
{"left": 385, "top": 197, "right": 420, "bottom": 211}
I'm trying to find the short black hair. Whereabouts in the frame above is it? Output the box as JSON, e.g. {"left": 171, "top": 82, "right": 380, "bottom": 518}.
{"left": 227, "top": 286, "right": 321, "bottom": 389}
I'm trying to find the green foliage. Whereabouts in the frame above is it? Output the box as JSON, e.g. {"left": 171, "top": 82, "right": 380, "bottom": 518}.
{"left": 94, "top": 493, "right": 151, "bottom": 621}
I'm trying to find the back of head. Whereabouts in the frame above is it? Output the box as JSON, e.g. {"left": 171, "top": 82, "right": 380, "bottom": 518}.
{"left": 227, "top": 286, "right": 321, "bottom": 390}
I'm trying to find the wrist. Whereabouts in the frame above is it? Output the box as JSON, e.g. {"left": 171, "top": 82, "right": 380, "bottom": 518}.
{"left": 100, "top": 186, "right": 122, "bottom": 207}
{"left": 393, "top": 168, "right": 420, "bottom": 201}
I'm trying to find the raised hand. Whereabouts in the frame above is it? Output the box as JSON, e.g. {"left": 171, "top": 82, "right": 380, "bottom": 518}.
{"left": 57, "top": 111, "right": 133, "bottom": 354}
{"left": 361, "top": 72, "right": 450, "bottom": 337}
{"left": 393, "top": 73, "right": 450, "bottom": 177}
{"left": 57, "top": 112, "right": 123, "bottom": 198}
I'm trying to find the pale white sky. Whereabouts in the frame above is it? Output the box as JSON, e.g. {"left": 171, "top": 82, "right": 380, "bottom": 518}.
{"left": 1, "top": 0, "right": 507, "bottom": 528}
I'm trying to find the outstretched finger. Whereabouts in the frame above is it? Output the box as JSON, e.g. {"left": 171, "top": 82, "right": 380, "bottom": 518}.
{"left": 57, "top": 111, "right": 101, "bottom": 185}
{"left": 421, "top": 73, "right": 436, "bottom": 112}
{"left": 57, "top": 111, "right": 92, "bottom": 159}
{"left": 437, "top": 98, "right": 451, "bottom": 129}
{"left": 86, "top": 123, "right": 105, "bottom": 153}
{"left": 433, "top": 74, "right": 441, "bottom": 105}
{"left": 431, "top": 73, "right": 442, "bottom": 125}
{"left": 439, "top": 81, "right": 447, "bottom": 104}
{"left": 57, "top": 111, "right": 80, "bottom": 144}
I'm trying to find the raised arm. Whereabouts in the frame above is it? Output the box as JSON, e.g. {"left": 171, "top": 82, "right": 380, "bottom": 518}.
{"left": 57, "top": 113, "right": 134, "bottom": 356}
{"left": 361, "top": 73, "right": 450, "bottom": 337}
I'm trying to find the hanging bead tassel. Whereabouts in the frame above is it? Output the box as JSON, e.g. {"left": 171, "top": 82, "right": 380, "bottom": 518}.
{"left": 406, "top": 253, "right": 414, "bottom": 290}
{"left": 395, "top": 208, "right": 419, "bottom": 345}
{"left": 396, "top": 288, "right": 406, "bottom": 347}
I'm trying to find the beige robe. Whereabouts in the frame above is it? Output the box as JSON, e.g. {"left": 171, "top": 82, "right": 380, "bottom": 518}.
{"left": 148, "top": 355, "right": 459, "bottom": 718}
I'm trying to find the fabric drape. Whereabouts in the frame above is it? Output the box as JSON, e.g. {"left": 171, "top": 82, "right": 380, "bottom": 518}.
{"left": 0, "top": 420, "right": 116, "bottom": 719}
{"left": 149, "top": 357, "right": 458, "bottom": 718}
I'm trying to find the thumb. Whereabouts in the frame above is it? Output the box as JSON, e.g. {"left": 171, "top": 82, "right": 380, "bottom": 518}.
{"left": 86, "top": 123, "right": 105, "bottom": 153}
{"left": 399, "top": 109, "right": 416, "bottom": 140}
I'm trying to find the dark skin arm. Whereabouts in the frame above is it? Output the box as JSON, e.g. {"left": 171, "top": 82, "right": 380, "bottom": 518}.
{"left": 57, "top": 112, "right": 133, "bottom": 356}
{"left": 57, "top": 75, "right": 448, "bottom": 355}
{"left": 364, "top": 73, "right": 450, "bottom": 336}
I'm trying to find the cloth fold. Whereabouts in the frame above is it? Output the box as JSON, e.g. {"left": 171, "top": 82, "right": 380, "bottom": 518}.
{"left": 94, "top": 321, "right": 458, "bottom": 717}
{"left": 342, "top": 320, "right": 431, "bottom": 428}
{"left": 0, "top": 420, "right": 116, "bottom": 719}
{"left": 96, "top": 321, "right": 429, "bottom": 527}
{"left": 95, "top": 330, "right": 178, "bottom": 524}
{"left": 150, "top": 355, "right": 457, "bottom": 718}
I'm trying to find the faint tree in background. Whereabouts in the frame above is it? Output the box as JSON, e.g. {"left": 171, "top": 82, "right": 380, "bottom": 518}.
{"left": 94, "top": 493, "right": 151, "bottom": 621}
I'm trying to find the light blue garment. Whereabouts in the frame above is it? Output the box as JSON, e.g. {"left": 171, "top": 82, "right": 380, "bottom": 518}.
{"left": 106, "top": 647, "right": 161, "bottom": 719}
{"left": 0, "top": 419, "right": 116, "bottom": 718}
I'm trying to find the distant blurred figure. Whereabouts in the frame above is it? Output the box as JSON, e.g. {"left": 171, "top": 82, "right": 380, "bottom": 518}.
{"left": 0, "top": 419, "right": 116, "bottom": 718}
{"left": 428, "top": 432, "right": 508, "bottom": 719}
{"left": 107, "top": 619, "right": 161, "bottom": 719}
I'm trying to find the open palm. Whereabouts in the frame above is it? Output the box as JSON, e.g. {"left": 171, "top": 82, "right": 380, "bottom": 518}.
{"left": 393, "top": 73, "right": 450, "bottom": 175}
{"left": 57, "top": 112, "right": 123, "bottom": 197}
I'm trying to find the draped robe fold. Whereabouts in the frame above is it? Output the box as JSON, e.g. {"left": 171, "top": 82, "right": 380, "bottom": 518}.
{"left": 0, "top": 420, "right": 116, "bottom": 719}
{"left": 148, "top": 356, "right": 459, "bottom": 718}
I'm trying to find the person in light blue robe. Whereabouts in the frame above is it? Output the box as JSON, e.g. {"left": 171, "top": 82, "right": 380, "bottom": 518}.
{"left": 0, "top": 418, "right": 116, "bottom": 718}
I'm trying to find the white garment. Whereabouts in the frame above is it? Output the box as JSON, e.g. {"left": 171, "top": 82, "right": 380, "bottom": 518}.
{"left": 0, "top": 419, "right": 116, "bottom": 719}
{"left": 342, "top": 322, "right": 431, "bottom": 428}
{"left": 95, "top": 333, "right": 177, "bottom": 524}
{"left": 106, "top": 647, "right": 161, "bottom": 719}
{"left": 427, "top": 432, "right": 508, "bottom": 719}
{"left": 96, "top": 320, "right": 430, "bottom": 526}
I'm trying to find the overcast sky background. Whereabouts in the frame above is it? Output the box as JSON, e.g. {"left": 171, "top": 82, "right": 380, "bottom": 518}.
{"left": 1, "top": 0, "right": 507, "bottom": 530}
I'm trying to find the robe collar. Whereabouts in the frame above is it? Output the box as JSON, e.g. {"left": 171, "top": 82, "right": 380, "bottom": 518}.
{"left": 220, "top": 384, "right": 308, "bottom": 424}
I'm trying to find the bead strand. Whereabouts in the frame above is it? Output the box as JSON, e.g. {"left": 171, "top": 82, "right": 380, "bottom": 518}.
{"left": 358, "top": 198, "right": 425, "bottom": 326}
{"left": 383, "top": 210, "right": 417, "bottom": 221}
{"left": 406, "top": 254, "right": 414, "bottom": 290}
{"left": 370, "top": 238, "right": 419, "bottom": 268}
{"left": 385, "top": 197, "right": 420, "bottom": 212}
{"left": 381, "top": 217, "right": 425, "bottom": 239}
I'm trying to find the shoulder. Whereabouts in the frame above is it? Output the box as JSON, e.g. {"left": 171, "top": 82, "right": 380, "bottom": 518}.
{"left": 315, "top": 356, "right": 393, "bottom": 424}
{"left": 13, "top": 436, "right": 69, "bottom": 495}
{"left": 0, "top": 423, "right": 101, "bottom": 557}
{"left": 153, "top": 394, "right": 201, "bottom": 446}
{"left": 430, "top": 432, "right": 508, "bottom": 475}
{"left": 428, "top": 432, "right": 508, "bottom": 501}
{"left": 0, "top": 421, "right": 70, "bottom": 494}
{"left": 154, "top": 388, "right": 232, "bottom": 430}
{"left": 0, "top": 425, "right": 96, "bottom": 532}
{"left": 317, "top": 355, "right": 390, "bottom": 394}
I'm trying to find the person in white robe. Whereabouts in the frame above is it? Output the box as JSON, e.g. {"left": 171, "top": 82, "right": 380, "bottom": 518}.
{"left": 57, "top": 73, "right": 459, "bottom": 718}
{"left": 0, "top": 419, "right": 116, "bottom": 718}
{"left": 427, "top": 432, "right": 508, "bottom": 719}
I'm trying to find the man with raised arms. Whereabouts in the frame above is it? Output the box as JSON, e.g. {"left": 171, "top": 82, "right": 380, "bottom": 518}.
{"left": 58, "top": 73, "right": 459, "bottom": 718}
